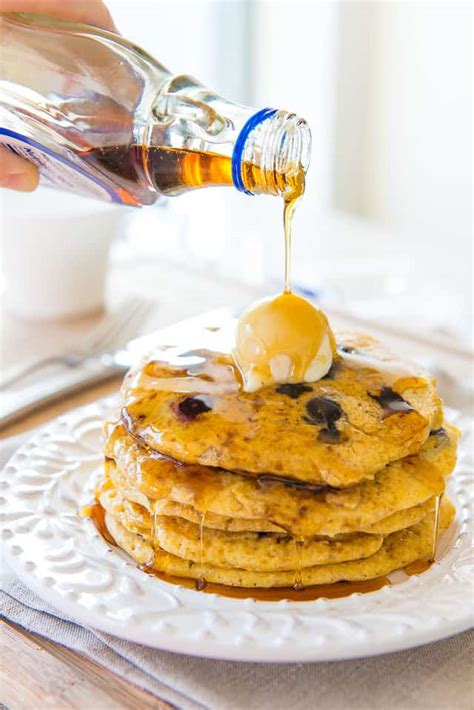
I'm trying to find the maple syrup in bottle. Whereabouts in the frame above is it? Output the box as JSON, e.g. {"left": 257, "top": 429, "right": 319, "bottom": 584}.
{"left": 1, "top": 13, "right": 311, "bottom": 206}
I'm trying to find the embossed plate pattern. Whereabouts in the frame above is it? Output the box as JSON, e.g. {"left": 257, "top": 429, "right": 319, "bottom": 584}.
{"left": 1, "top": 397, "right": 472, "bottom": 662}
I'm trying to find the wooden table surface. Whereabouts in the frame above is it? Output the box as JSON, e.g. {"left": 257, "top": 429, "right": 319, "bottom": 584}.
{"left": 1, "top": 258, "right": 472, "bottom": 709}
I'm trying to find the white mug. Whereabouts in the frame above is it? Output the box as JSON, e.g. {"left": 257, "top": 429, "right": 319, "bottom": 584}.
{"left": 1, "top": 187, "right": 128, "bottom": 320}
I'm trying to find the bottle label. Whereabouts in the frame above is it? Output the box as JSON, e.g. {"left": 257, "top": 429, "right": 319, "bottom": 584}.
{"left": 0, "top": 128, "right": 125, "bottom": 203}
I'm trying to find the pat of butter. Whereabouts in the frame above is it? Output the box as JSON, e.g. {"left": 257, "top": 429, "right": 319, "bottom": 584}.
{"left": 234, "top": 292, "right": 335, "bottom": 392}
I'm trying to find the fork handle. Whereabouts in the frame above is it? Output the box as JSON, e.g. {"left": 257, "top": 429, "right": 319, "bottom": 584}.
{"left": 0, "top": 360, "right": 123, "bottom": 430}
{"left": 0, "top": 354, "right": 81, "bottom": 390}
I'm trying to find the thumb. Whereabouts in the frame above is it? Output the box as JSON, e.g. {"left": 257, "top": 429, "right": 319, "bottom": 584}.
{"left": 0, "top": 147, "right": 40, "bottom": 191}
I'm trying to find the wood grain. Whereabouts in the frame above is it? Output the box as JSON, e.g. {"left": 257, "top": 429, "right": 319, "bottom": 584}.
{"left": 0, "top": 620, "right": 172, "bottom": 710}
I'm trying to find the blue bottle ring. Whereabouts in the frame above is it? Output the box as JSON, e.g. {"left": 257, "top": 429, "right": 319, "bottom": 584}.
{"left": 231, "top": 107, "right": 277, "bottom": 194}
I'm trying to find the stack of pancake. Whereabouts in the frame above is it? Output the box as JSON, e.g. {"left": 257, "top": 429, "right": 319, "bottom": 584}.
{"left": 96, "top": 327, "right": 459, "bottom": 590}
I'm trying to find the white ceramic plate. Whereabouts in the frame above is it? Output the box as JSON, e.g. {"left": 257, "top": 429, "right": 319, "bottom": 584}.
{"left": 1, "top": 397, "right": 472, "bottom": 663}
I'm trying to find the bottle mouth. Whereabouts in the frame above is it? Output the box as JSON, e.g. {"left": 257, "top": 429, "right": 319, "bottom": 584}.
{"left": 232, "top": 109, "right": 312, "bottom": 197}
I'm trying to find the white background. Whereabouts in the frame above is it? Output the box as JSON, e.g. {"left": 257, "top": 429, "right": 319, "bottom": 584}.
{"left": 2, "top": 0, "right": 472, "bottom": 343}
{"left": 105, "top": 0, "right": 472, "bottom": 341}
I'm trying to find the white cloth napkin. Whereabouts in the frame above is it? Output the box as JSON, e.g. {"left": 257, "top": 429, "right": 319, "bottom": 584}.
{"left": 1, "top": 435, "right": 473, "bottom": 710}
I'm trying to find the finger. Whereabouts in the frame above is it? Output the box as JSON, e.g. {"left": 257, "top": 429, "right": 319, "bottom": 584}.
{"left": 0, "top": 147, "right": 40, "bottom": 191}
{"left": 0, "top": 0, "right": 116, "bottom": 31}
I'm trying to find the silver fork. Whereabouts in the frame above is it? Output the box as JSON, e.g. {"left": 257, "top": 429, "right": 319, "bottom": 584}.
{"left": 0, "top": 297, "right": 155, "bottom": 390}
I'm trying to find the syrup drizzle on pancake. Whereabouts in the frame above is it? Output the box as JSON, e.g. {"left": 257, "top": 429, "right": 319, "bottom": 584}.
{"left": 197, "top": 512, "right": 207, "bottom": 591}
{"left": 403, "top": 493, "right": 445, "bottom": 575}
{"left": 431, "top": 493, "right": 444, "bottom": 562}
{"left": 293, "top": 538, "right": 306, "bottom": 591}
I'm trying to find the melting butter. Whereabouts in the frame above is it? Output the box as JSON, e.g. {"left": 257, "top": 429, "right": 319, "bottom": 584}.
{"left": 234, "top": 292, "right": 336, "bottom": 392}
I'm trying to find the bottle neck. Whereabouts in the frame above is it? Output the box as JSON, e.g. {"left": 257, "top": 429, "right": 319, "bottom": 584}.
{"left": 146, "top": 76, "right": 311, "bottom": 198}
{"left": 233, "top": 109, "right": 311, "bottom": 199}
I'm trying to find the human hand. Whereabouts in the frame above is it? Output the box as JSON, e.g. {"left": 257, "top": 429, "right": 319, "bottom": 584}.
{"left": 0, "top": 0, "right": 116, "bottom": 191}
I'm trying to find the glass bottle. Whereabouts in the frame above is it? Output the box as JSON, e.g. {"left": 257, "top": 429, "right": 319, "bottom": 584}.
{"left": 0, "top": 13, "right": 311, "bottom": 206}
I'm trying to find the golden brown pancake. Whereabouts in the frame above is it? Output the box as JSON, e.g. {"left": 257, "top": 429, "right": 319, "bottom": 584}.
{"left": 99, "top": 485, "right": 384, "bottom": 571}
{"left": 121, "top": 330, "right": 442, "bottom": 487}
{"left": 104, "top": 420, "right": 458, "bottom": 538}
{"left": 151, "top": 497, "right": 436, "bottom": 536}
{"left": 104, "top": 497, "right": 455, "bottom": 588}
{"left": 91, "top": 320, "right": 459, "bottom": 595}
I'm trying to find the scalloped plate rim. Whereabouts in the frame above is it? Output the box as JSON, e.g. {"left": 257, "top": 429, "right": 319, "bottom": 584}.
{"left": 1, "top": 553, "right": 470, "bottom": 663}
{"left": 3, "top": 543, "right": 472, "bottom": 663}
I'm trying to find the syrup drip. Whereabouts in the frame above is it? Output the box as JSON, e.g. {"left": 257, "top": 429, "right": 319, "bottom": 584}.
{"left": 197, "top": 512, "right": 207, "bottom": 591}
{"left": 431, "top": 493, "right": 444, "bottom": 562}
{"left": 404, "top": 492, "right": 444, "bottom": 576}
{"left": 244, "top": 153, "right": 305, "bottom": 294}
{"left": 292, "top": 538, "right": 306, "bottom": 590}
{"left": 152, "top": 508, "right": 158, "bottom": 550}
{"left": 283, "top": 192, "right": 301, "bottom": 293}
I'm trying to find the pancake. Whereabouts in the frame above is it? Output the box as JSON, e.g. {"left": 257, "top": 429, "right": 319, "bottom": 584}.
{"left": 100, "top": 458, "right": 437, "bottom": 539}
{"left": 104, "top": 420, "right": 459, "bottom": 538}
{"left": 154, "top": 517, "right": 383, "bottom": 571}
{"left": 153, "top": 497, "right": 436, "bottom": 536}
{"left": 363, "top": 497, "right": 435, "bottom": 534}
{"left": 98, "top": 485, "right": 150, "bottom": 537}
{"left": 121, "top": 330, "right": 443, "bottom": 487}
{"left": 99, "top": 485, "right": 384, "bottom": 571}
{"left": 99, "top": 489, "right": 383, "bottom": 571}
{"left": 91, "top": 319, "right": 460, "bottom": 595}
{"left": 104, "top": 497, "right": 455, "bottom": 588}
{"left": 154, "top": 501, "right": 283, "bottom": 533}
